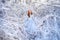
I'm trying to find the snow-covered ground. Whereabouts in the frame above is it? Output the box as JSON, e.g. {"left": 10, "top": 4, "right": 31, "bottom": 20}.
{"left": 0, "top": 0, "right": 60, "bottom": 40}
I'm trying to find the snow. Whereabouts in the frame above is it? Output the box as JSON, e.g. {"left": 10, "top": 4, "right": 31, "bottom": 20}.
{"left": 0, "top": 0, "right": 60, "bottom": 40}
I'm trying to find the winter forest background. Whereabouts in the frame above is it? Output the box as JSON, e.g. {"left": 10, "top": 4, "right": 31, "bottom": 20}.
{"left": 0, "top": 0, "right": 60, "bottom": 40}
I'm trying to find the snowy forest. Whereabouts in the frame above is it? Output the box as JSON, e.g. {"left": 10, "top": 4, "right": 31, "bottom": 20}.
{"left": 0, "top": 0, "right": 60, "bottom": 40}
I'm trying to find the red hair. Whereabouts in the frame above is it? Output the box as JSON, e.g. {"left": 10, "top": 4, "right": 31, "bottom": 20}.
{"left": 27, "top": 10, "right": 32, "bottom": 17}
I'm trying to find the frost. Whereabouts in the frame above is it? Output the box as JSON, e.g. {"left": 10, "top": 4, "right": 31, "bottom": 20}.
{"left": 0, "top": 0, "right": 60, "bottom": 40}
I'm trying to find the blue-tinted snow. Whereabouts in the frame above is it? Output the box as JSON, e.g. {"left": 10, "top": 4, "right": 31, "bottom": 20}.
{"left": 0, "top": 0, "right": 60, "bottom": 40}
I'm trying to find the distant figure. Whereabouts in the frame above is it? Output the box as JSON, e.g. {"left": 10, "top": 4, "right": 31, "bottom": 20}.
{"left": 27, "top": 9, "right": 32, "bottom": 17}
